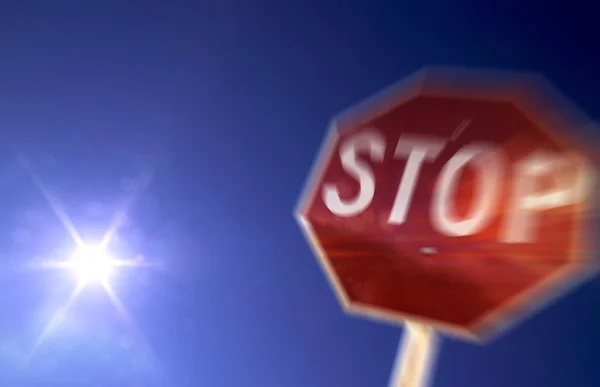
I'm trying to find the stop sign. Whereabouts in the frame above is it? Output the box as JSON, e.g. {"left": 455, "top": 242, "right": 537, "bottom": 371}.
{"left": 297, "top": 67, "right": 597, "bottom": 340}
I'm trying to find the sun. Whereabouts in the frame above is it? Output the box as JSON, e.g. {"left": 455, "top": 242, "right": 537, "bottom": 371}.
{"left": 66, "top": 245, "right": 116, "bottom": 285}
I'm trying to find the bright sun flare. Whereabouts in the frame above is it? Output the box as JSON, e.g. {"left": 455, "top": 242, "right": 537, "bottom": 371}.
{"left": 67, "top": 245, "right": 116, "bottom": 284}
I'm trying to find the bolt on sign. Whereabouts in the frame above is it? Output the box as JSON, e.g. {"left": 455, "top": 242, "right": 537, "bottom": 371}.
{"left": 295, "top": 67, "right": 599, "bottom": 387}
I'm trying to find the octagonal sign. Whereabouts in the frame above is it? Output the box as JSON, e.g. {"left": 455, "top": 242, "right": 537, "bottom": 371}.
{"left": 296, "top": 67, "right": 597, "bottom": 340}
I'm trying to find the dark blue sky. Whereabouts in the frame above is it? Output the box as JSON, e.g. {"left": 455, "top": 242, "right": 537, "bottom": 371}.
{"left": 0, "top": 2, "right": 598, "bottom": 387}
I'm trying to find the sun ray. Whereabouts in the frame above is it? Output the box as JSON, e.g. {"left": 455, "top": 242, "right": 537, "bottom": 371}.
{"left": 102, "top": 281, "right": 163, "bottom": 379}
{"left": 18, "top": 155, "right": 84, "bottom": 247}
{"left": 101, "top": 170, "right": 153, "bottom": 249}
{"left": 25, "top": 282, "right": 85, "bottom": 364}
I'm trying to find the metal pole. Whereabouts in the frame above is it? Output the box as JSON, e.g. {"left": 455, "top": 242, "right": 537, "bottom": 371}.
{"left": 388, "top": 322, "right": 439, "bottom": 387}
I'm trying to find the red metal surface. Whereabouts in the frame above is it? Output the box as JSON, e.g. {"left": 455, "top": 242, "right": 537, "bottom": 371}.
{"left": 298, "top": 69, "right": 596, "bottom": 340}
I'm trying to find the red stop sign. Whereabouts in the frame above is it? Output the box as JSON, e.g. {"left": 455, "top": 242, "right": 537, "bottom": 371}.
{"left": 297, "top": 68, "right": 597, "bottom": 340}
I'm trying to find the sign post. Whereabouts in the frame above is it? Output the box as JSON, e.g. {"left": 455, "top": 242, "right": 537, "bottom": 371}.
{"left": 296, "top": 67, "right": 598, "bottom": 387}
{"left": 390, "top": 323, "right": 437, "bottom": 387}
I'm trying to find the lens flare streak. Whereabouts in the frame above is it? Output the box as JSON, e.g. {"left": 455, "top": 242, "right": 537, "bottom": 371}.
{"left": 19, "top": 156, "right": 158, "bottom": 368}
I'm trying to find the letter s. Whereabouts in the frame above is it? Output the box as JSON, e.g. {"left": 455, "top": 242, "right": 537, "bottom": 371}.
{"left": 322, "top": 130, "right": 386, "bottom": 217}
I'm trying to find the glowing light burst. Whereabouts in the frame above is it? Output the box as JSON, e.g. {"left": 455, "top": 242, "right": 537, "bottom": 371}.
{"left": 19, "top": 156, "right": 159, "bottom": 373}
{"left": 67, "top": 245, "right": 116, "bottom": 285}
{"left": 57, "top": 244, "right": 139, "bottom": 286}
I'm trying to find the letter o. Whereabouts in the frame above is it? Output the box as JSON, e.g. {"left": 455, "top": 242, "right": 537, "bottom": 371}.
{"left": 431, "top": 143, "right": 504, "bottom": 237}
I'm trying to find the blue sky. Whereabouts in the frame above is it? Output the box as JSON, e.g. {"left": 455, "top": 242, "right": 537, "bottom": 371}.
{"left": 0, "top": 1, "right": 598, "bottom": 386}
